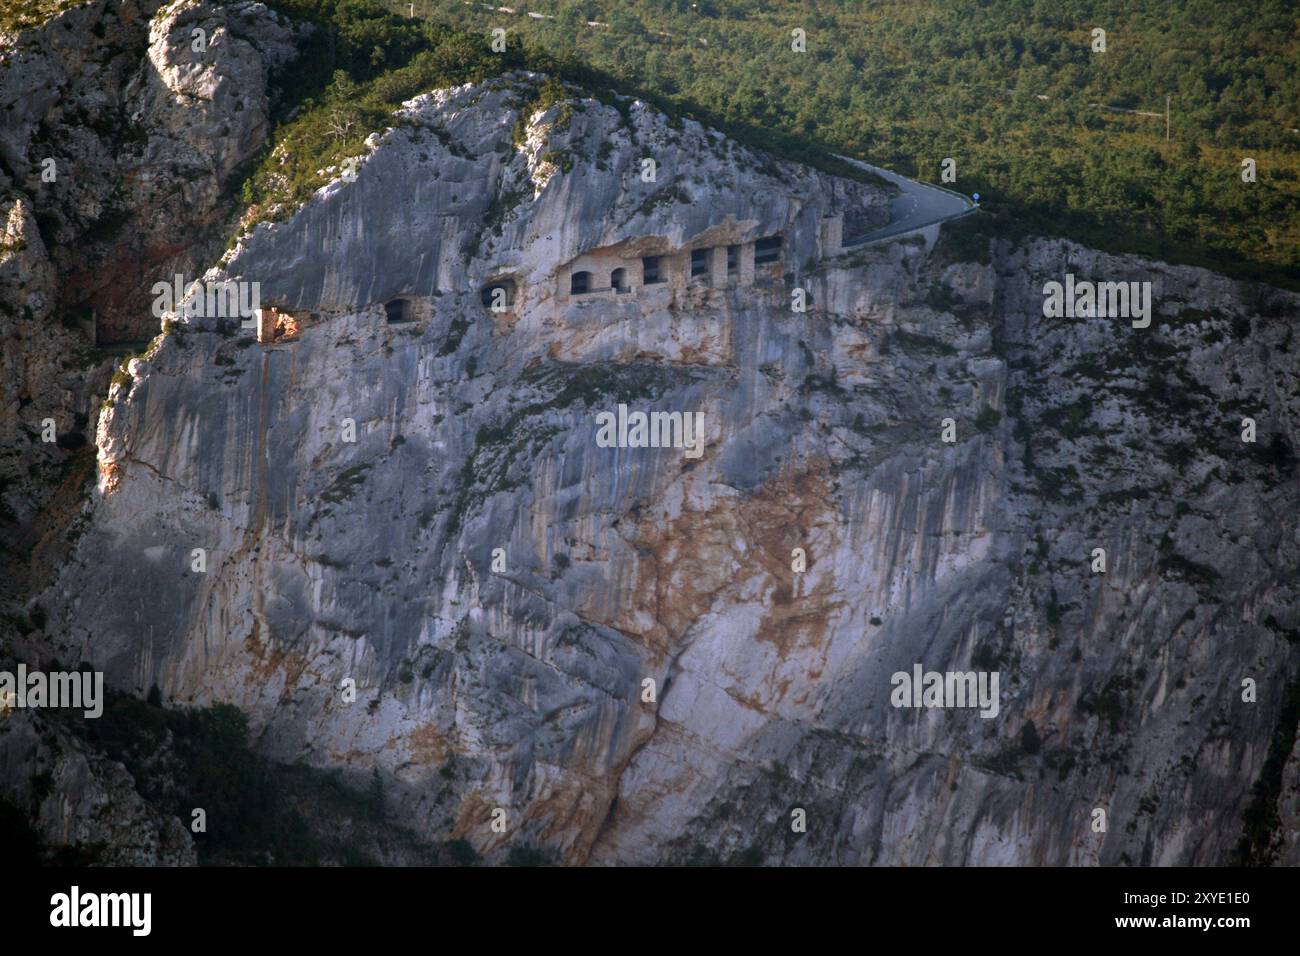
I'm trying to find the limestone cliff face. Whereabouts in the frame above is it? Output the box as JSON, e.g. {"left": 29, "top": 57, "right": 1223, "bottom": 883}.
{"left": 592, "top": 238, "right": 1300, "bottom": 866}
{"left": 22, "top": 64, "right": 1300, "bottom": 865}
{"left": 0, "top": 0, "right": 305, "bottom": 863}
{"left": 1, "top": 0, "right": 304, "bottom": 541}
{"left": 0, "top": 0, "right": 305, "bottom": 343}
{"left": 1, "top": 0, "right": 303, "bottom": 603}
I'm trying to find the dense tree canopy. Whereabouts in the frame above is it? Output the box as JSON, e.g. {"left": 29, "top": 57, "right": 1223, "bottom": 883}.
{"left": 9, "top": 1, "right": 1296, "bottom": 280}
{"left": 380, "top": 0, "right": 1300, "bottom": 285}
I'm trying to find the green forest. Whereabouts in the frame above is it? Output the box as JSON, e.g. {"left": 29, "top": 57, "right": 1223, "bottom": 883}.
{"left": 377, "top": 0, "right": 1299, "bottom": 286}
{"left": 240, "top": 0, "right": 882, "bottom": 228}
{"left": 12, "top": 0, "right": 1295, "bottom": 282}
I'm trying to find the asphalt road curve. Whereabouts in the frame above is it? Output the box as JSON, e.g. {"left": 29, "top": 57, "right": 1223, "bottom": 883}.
{"left": 838, "top": 155, "right": 978, "bottom": 246}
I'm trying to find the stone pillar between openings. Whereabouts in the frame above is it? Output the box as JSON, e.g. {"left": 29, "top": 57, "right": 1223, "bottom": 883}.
{"left": 710, "top": 246, "right": 728, "bottom": 287}
{"left": 738, "top": 242, "right": 756, "bottom": 286}
{"left": 821, "top": 215, "right": 843, "bottom": 257}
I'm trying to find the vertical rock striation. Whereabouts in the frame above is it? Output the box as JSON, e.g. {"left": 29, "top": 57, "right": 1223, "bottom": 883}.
{"left": 13, "top": 63, "right": 1300, "bottom": 864}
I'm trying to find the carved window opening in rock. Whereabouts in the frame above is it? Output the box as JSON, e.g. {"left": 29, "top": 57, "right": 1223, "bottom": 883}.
{"left": 272, "top": 311, "right": 301, "bottom": 342}
{"left": 727, "top": 244, "right": 740, "bottom": 276}
{"left": 570, "top": 271, "right": 592, "bottom": 295}
{"left": 642, "top": 256, "right": 663, "bottom": 285}
{"left": 385, "top": 297, "right": 414, "bottom": 323}
{"left": 256, "top": 305, "right": 303, "bottom": 344}
{"left": 611, "top": 268, "right": 630, "bottom": 294}
{"left": 481, "top": 279, "right": 516, "bottom": 313}
{"left": 690, "top": 248, "right": 710, "bottom": 279}
{"left": 755, "top": 235, "right": 783, "bottom": 265}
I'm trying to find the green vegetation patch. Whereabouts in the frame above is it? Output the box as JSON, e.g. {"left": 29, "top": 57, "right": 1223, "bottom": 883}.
{"left": 0, "top": 0, "right": 80, "bottom": 34}
{"left": 241, "top": 1, "right": 533, "bottom": 226}
{"left": 234, "top": 0, "right": 893, "bottom": 238}
{"left": 398, "top": 0, "right": 1300, "bottom": 286}
{"left": 321, "top": 462, "right": 373, "bottom": 504}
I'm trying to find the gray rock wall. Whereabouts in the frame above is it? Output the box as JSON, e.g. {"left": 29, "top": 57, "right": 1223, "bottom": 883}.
{"left": 5, "top": 17, "right": 1297, "bottom": 865}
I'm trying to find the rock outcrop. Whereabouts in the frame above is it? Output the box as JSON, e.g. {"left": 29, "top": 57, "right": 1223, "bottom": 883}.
{"left": 1, "top": 0, "right": 307, "bottom": 864}
{"left": 1, "top": 0, "right": 305, "bottom": 591}
{"left": 21, "top": 62, "right": 1300, "bottom": 866}
{"left": 0, "top": 707, "right": 198, "bottom": 865}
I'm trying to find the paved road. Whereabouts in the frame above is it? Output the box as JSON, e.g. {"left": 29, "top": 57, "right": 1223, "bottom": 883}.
{"left": 837, "top": 155, "right": 978, "bottom": 246}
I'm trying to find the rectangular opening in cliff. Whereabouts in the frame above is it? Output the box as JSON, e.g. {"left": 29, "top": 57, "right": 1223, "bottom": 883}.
{"left": 570, "top": 271, "right": 592, "bottom": 295}
{"left": 273, "top": 311, "right": 301, "bottom": 342}
{"left": 755, "top": 235, "right": 783, "bottom": 265}
{"left": 481, "top": 279, "right": 516, "bottom": 313}
{"left": 727, "top": 245, "right": 740, "bottom": 276}
{"left": 254, "top": 306, "right": 304, "bottom": 344}
{"left": 385, "top": 298, "right": 413, "bottom": 323}
{"left": 642, "top": 257, "right": 663, "bottom": 285}
{"left": 690, "top": 248, "right": 710, "bottom": 279}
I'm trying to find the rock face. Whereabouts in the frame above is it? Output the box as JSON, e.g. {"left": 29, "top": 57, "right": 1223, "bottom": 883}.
{"left": 1, "top": 0, "right": 305, "bottom": 597}
{"left": 0, "top": 708, "right": 197, "bottom": 865}
{"left": 0, "top": 0, "right": 305, "bottom": 865}
{"left": 9, "top": 53, "right": 1300, "bottom": 863}
{"left": 0, "top": 0, "right": 305, "bottom": 344}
